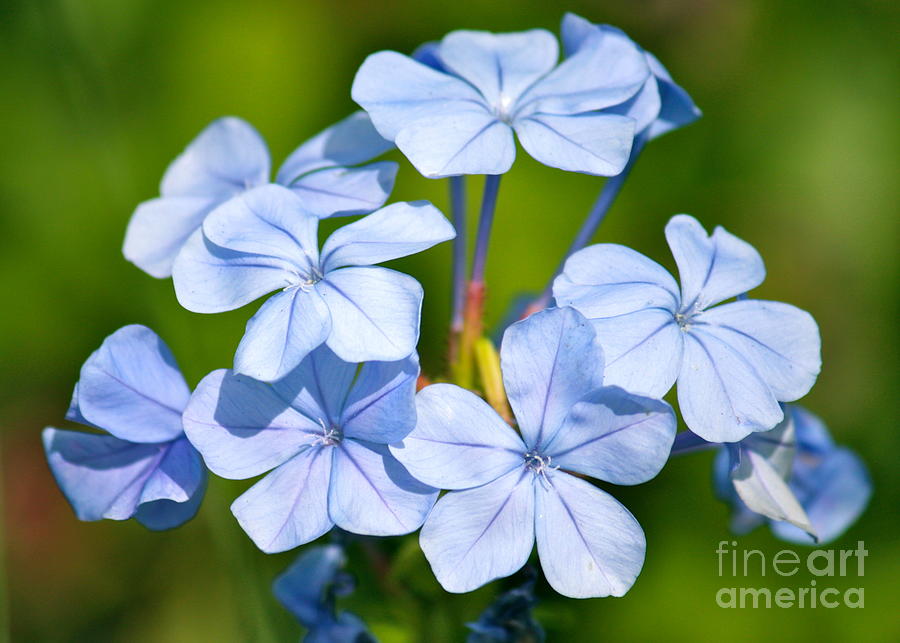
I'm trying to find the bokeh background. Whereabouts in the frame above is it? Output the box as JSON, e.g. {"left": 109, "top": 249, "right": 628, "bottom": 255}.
{"left": 1, "top": 0, "right": 897, "bottom": 641}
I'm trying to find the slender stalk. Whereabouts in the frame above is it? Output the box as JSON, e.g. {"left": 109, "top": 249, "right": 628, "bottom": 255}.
{"left": 447, "top": 176, "right": 467, "bottom": 363}
{"left": 454, "top": 175, "right": 502, "bottom": 387}
{"left": 527, "top": 135, "right": 647, "bottom": 315}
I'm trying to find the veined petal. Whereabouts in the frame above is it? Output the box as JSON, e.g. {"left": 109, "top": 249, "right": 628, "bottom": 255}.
{"left": 287, "top": 162, "right": 398, "bottom": 218}
{"left": 390, "top": 384, "right": 525, "bottom": 490}
{"left": 123, "top": 196, "right": 216, "bottom": 279}
{"left": 182, "top": 369, "right": 322, "bottom": 479}
{"left": 513, "top": 112, "right": 635, "bottom": 176}
{"left": 553, "top": 243, "right": 681, "bottom": 317}
{"left": 328, "top": 439, "right": 437, "bottom": 536}
{"left": 700, "top": 300, "right": 821, "bottom": 401}
{"left": 351, "top": 51, "right": 486, "bottom": 140}
{"left": 134, "top": 477, "right": 206, "bottom": 531}
{"left": 665, "top": 214, "right": 765, "bottom": 310}
{"left": 160, "top": 116, "right": 269, "bottom": 199}
{"left": 231, "top": 446, "right": 334, "bottom": 553}
{"left": 395, "top": 109, "right": 514, "bottom": 178}
{"left": 233, "top": 287, "right": 332, "bottom": 382}
{"left": 340, "top": 355, "right": 419, "bottom": 444}
{"left": 645, "top": 52, "right": 702, "bottom": 140}
{"left": 139, "top": 436, "right": 205, "bottom": 504}
{"left": 420, "top": 469, "right": 535, "bottom": 593}
{"left": 535, "top": 471, "right": 645, "bottom": 598}
{"left": 318, "top": 267, "right": 422, "bottom": 363}
{"left": 501, "top": 307, "right": 604, "bottom": 450}
{"left": 603, "top": 74, "right": 662, "bottom": 136}
{"left": 678, "top": 330, "right": 783, "bottom": 442}
{"left": 560, "top": 12, "right": 596, "bottom": 56}
{"left": 320, "top": 201, "right": 454, "bottom": 272}
{"left": 546, "top": 386, "right": 676, "bottom": 485}
{"left": 438, "top": 29, "right": 558, "bottom": 107}
{"left": 77, "top": 325, "right": 189, "bottom": 443}
{"left": 272, "top": 345, "right": 358, "bottom": 428}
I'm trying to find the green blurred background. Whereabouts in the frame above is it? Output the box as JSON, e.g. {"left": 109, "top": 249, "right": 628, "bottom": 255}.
{"left": 1, "top": 0, "right": 897, "bottom": 640}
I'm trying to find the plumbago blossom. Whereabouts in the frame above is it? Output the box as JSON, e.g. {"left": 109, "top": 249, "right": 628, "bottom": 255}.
{"left": 554, "top": 214, "right": 822, "bottom": 443}
{"left": 182, "top": 345, "right": 436, "bottom": 553}
{"left": 172, "top": 184, "right": 454, "bottom": 381}
{"left": 709, "top": 405, "right": 872, "bottom": 545}
{"left": 43, "top": 325, "right": 206, "bottom": 530}
{"left": 124, "top": 112, "right": 397, "bottom": 278}
{"left": 391, "top": 307, "right": 676, "bottom": 598}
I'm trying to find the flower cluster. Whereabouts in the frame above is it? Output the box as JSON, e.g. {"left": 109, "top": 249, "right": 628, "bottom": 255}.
{"left": 42, "top": 11, "right": 870, "bottom": 639}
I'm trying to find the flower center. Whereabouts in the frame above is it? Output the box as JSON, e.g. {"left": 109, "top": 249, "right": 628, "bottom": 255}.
{"left": 284, "top": 266, "right": 324, "bottom": 293}
{"left": 674, "top": 302, "right": 704, "bottom": 331}
{"left": 495, "top": 93, "right": 515, "bottom": 123}
{"left": 524, "top": 450, "right": 555, "bottom": 476}
{"left": 313, "top": 419, "right": 343, "bottom": 447}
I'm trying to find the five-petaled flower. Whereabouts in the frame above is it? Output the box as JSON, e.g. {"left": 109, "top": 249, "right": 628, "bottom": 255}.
{"left": 390, "top": 307, "right": 676, "bottom": 598}
{"left": 182, "top": 345, "right": 437, "bottom": 553}
{"left": 554, "top": 213, "right": 822, "bottom": 443}
{"left": 353, "top": 26, "right": 651, "bottom": 178}
{"left": 124, "top": 112, "right": 397, "bottom": 278}
{"left": 43, "top": 325, "right": 206, "bottom": 530}
{"left": 172, "top": 184, "right": 455, "bottom": 381}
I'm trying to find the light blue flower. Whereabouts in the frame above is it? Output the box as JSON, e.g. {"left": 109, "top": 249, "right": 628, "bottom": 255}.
{"left": 172, "top": 184, "right": 454, "bottom": 381}
{"left": 560, "top": 13, "right": 701, "bottom": 140}
{"left": 182, "top": 346, "right": 436, "bottom": 553}
{"left": 554, "top": 213, "right": 821, "bottom": 442}
{"left": 390, "top": 307, "right": 676, "bottom": 598}
{"left": 42, "top": 325, "right": 206, "bottom": 530}
{"left": 274, "top": 544, "right": 375, "bottom": 643}
{"left": 713, "top": 405, "right": 872, "bottom": 544}
{"left": 352, "top": 27, "right": 651, "bottom": 178}
{"left": 124, "top": 112, "right": 396, "bottom": 278}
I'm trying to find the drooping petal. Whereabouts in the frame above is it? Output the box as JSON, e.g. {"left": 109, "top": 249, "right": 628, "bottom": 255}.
{"left": 160, "top": 116, "right": 270, "bottom": 199}
{"left": 501, "top": 307, "right": 604, "bottom": 450}
{"left": 546, "top": 386, "right": 676, "bottom": 485}
{"left": 644, "top": 52, "right": 702, "bottom": 139}
{"left": 603, "top": 74, "right": 662, "bottom": 136}
{"left": 742, "top": 410, "right": 797, "bottom": 479}
{"left": 420, "top": 469, "right": 535, "bottom": 593}
{"left": 77, "top": 325, "right": 189, "bottom": 444}
{"left": 665, "top": 214, "right": 765, "bottom": 310}
{"left": 123, "top": 196, "right": 217, "bottom": 278}
{"left": 438, "top": 29, "right": 559, "bottom": 107}
{"left": 317, "top": 267, "right": 422, "bottom": 363}
{"left": 182, "top": 369, "right": 323, "bottom": 479}
{"left": 133, "top": 478, "right": 206, "bottom": 531}
{"left": 200, "top": 185, "right": 320, "bottom": 270}
{"left": 559, "top": 12, "right": 598, "bottom": 56}
{"left": 231, "top": 446, "right": 334, "bottom": 553}
{"left": 678, "top": 330, "right": 783, "bottom": 442}
{"left": 394, "top": 109, "right": 515, "bottom": 178}
{"left": 320, "top": 201, "right": 455, "bottom": 272}
{"left": 390, "top": 384, "right": 525, "bottom": 490}
{"left": 700, "top": 300, "right": 821, "bottom": 402}
{"left": 233, "top": 286, "right": 332, "bottom": 382}
{"left": 351, "top": 51, "right": 486, "bottom": 140}
{"left": 138, "top": 436, "right": 206, "bottom": 505}
{"left": 273, "top": 544, "right": 347, "bottom": 625}
{"left": 713, "top": 449, "right": 768, "bottom": 535}
{"left": 42, "top": 427, "right": 166, "bottom": 522}
{"left": 513, "top": 112, "right": 635, "bottom": 176}
{"left": 340, "top": 355, "right": 419, "bottom": 444}
{"left": 534, "top": 471, "right": 645, "bottom": 598}
{"left": 287, "top": 163, "right": 399, "bottom": 218}
{"left": 553, "top": 243, "right": 681, "bottom": 317}
{"left": 328, "top": 439, "right": 437, "bottom": 536}
{"left": 791, "top": 405, "right": 834, "bottom": 454}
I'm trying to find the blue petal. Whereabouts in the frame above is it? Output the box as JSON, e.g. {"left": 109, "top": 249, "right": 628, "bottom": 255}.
{"left": 231, "top": 446, "right": 334, "bottom": 553}
{"left": 351, "top": 51, "right": 486, "bottom": 140}
{"left": 791, "top": 405, "right": 834, "bottom": 454}
{"left": 328, "top": 439, "right": 437, "bottom": 536}
{"left": 420, "top": 470, "right": 535, "bottom": 593}
{"left": 545, "top": 386, "right": 676, "bottom": 485}
{"left": 287, "top": 163, "right": 398, "bottom": 218}
{"left": 42, "top": 427, "right": 166, "bottom": 521}
{"left": 123, "top": 196, "right": 216, "bottom": 278}
{"left": 678, "top": 329, "right": 783, "bottom": 442}
{"left": 273, "top": 544, "right": 346, "bottom": 625}
{"left": 742, "top": 411, "right": 798, "bottom": 479}
{"left": 77, "top": 325, "right": 189, "bottom": 443}
{"left": 500, "top": 307, "right": 604, "bottom": 450}
{"left": 139, "top": 435, "right": 206, "bottom": 504}
{"left": 411, "top": 41, "right": 445, "bottom": 71}
{"left": 603, "top": 75, "right": 662, "bottom": 136}
{"left": 390, "top": 384, "right": 526, "bottom": 490}
{"left": 272, "top": 345, "right": 357, "bottom": 427}
{"left": 559, "top": 12, "right": 596, "bottom": 55}
{"left": 65, "top": 383, "right": 95, "bottom": 427}
{"left": 307, "top": 613, "right": 373, "bottom": 643}
{"left": 182, "top": 369, "right": 323, "bottom": 479}
{"left": 340, "top": 355, "right": 419, "bottom": 444}
{"left": 645, "top": 52, "right": 702, "bottom": 140}
{"left": 513, "top": 112, "right": 635, "bottom": 176}
{"left": 438, "top": 29, "right": 558, "bottom": 107}
{"left": 160, "top": 116, "right": 269, "bottom": 199}
{"left": 320, "top": 201, "right": 455, "bottom": 272}
{"left": 135, "top": 463, "right": 207, "bottom": 531}
{"left": 535, "top": 470, "right": 645, "bottom": 598}
{"left": 701, "top": 300, "right": 821, "bottom": 402}
{"left": 233, "top": 287, "right": 332, "bottom": 382}
{"left": 665, "top": 214, "right": 765, "bottom": 310}
{"left": 318, "top": 266, "right": 423, "bottom": 363}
